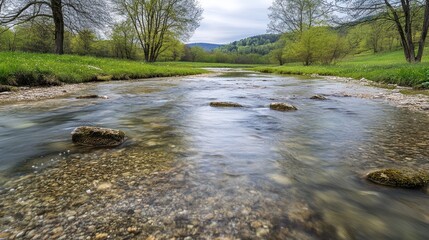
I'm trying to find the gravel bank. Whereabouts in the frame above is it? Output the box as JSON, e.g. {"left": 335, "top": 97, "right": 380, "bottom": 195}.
{"left": 323, "top": 76, "right": 429, "bottom": 114}
{"left": 0, "top": 84, "right": 90, "bottom": 103}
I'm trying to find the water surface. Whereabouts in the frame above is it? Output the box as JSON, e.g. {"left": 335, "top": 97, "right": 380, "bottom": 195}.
{"left": 0, "top": 69, "right": 428, "bottom": 239}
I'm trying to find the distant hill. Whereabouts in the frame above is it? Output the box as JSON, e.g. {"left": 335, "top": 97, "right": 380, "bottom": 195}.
{"left": 217, "top": 34, "right": 281, "bottom": 55}
{"left": 186, "top": 43, "right": 223, "bottom": 51}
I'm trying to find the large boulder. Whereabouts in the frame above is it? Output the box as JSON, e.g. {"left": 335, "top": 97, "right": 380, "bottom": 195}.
{"left": 269, "top": 102, "right": 298, "bottom": 111}
{"left": 210, "top": 102, "right": 243, "bottom": 107}
{"left": 72, "top": 126, "right": 126, "bottom": 147}
{"left": 367, "top": 168, "right": 429, "bottom": 189}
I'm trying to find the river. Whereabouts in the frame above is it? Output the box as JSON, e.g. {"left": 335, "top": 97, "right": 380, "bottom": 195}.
{"left": 0, "top": 69, "right": 428, "bottom": 239}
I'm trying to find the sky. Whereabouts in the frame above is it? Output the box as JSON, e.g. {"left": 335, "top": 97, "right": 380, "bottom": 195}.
{"left": 188, "top": 0, "right": 273, "bottom": 44}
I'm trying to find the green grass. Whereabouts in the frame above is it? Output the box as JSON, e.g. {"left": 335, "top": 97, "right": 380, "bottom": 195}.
{"left": 254, "top": 50, "right": 429, "bottom": 88}
{"left": 0, "top": 52, "right": 207, "bottom": 87}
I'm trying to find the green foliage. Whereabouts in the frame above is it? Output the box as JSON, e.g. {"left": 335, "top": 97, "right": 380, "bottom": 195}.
{"left": 111, "top": 21, "right": 138, "bottom": 59}
{"left": 0, "top": 52, "right": 206, "bottom": 86}
{"left": 0, "top": 27, "right": 16, "bottom": 51}
{"left": 284, "top": 27, "right": 349, "bottom": 65}
{"left": 71, "top": 29, "right": 96, "bottom": 55}
{"left": 14, "top": 21, "right": 55, "bottom": 53}
{"left": 157, "top": 37, "right": 185, "bottom": 61}
{"left": 254, "top": 50, "right": 429, "bottom": 87}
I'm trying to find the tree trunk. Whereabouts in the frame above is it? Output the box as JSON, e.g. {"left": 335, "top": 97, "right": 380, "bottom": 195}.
{"left": 51, "top": 0, "right": 64, "bottom": 54}
{"left": 416, "top": 1, "right": 429, "bottom": 62}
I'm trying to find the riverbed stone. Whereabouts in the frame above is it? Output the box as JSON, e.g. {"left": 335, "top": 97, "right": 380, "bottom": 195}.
{"left": 310, "top": 95, "right": 328, "bottom": 100}
{"left": 367, "top": 168, "right": 429, "bottom": 189}
{"left": 269, "top": 102, "right": 298, "bottom": 111}
{"left": 71, "top": 126, "right": 126, "bottom": 147}
{"left": 210, "top": 101, "right": 243, "bottom": 107}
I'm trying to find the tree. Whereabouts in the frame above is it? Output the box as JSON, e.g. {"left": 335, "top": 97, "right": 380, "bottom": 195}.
{"left": 111, "top": 21, "right": 138, "bottom": 59}
{"left": 113, "top": 0, "right": 203, "bottom": 62}
{"left": 158, "top": 36, "right": 185, "bottom": 61}
{"left": 0, "top": 0, "right": 110, "bottom": 54}
{"left": 15, "top": 20, "right": 55, "bottom": 53}
{"left": 269, "top": 34, "right": 290, "bottom": 65}
{"left": 284, "top": 27, "right": 347, "bottom": 65}
{"left": 0, "top": 26, "right": 16, "bottom": 51}
{"left": 268, "top": 0, "right": 331, "bottom": 33}
{"left": 71, "top": 29, "right": 96, "bottom": 55}
{"left": 339, "top": 0, "right": 429, "bottom": 63}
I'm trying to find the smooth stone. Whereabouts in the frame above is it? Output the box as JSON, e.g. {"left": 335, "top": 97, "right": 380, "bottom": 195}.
{"left": 209, "top": 101, "right": 243, "bottom": 107}
{"left": 269, "top": 102, "right": 298, "bottom": 111}
{"left": 367, "top": 168, "right": 429, "bottom": 189}
{"left": 269, "top": 174, "right": 292, "bottom": 186}
{"left": 95, "top": 233, "right": 108, "bottom": 240}
{"left": 310, "top": 95, "right": 328, "bottom": 100}
{"left": 71, "top": 126, "right": 126, "bottom": 147}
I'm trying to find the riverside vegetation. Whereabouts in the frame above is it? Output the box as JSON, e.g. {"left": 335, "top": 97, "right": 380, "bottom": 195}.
{"left": 254, "top": 50, "right": 429, "bottom": 88}
{"left": 0, "top": 52, "right": 207, "bottom": 89}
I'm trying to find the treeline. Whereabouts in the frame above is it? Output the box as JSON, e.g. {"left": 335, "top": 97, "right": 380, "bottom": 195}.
{"left": 181, "top": 34, "right": 281, "bottom": 64}
{"left": 270, "top": 20, "right": 403, "bottom": 66}
{"left": 0, "top": 21, "right": 185, "bottom": 61}
{"left": 267, "top": 0, "right": 429, "bottom": 64}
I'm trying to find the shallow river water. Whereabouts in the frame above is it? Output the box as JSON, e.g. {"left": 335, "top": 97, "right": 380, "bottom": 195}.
{"left": 0, "top": 69, "right": 429, "bottom": 239}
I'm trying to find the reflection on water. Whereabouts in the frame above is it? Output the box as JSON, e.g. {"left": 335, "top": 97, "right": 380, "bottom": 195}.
{"left": 0, "top": 70, "right": 428, "bottom": 239}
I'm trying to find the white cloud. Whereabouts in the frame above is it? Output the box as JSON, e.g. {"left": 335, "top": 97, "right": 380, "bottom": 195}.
{"left": 188, "top": 0, "right": 273, "bottom": 44}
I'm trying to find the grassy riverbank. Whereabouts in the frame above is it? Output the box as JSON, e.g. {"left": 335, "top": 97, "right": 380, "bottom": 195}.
{"left": 254, "top": 51, "right": 429, "bottom": 88}
{"left": 0, "top": 52, "right": 207, "bottom": 87}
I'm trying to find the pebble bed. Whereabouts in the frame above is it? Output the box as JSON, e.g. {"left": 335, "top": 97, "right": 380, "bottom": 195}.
{"left": 0, "top": 146, "right": 337, "bottom": 239}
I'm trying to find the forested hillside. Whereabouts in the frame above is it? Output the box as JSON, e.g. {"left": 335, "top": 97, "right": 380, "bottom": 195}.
{"left": 216, "top": 34, "right": 280, "bottom": 55}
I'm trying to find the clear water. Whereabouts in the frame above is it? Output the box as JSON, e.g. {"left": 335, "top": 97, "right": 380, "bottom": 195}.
{"left": 0, "top": 69, "right": 428, "bottom": 239}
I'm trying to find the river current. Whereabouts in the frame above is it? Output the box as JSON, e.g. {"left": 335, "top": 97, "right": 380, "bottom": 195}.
{"left": 0, "top": 69, "right": 428, "bottom": 239}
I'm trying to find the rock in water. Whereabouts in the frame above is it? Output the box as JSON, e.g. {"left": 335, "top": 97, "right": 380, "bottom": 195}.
{"left": 76, "top": 95, "right": 108, "bottom": 99}
{"left": 269, "top": 102, "right": 298, "bottom": 111}
{"left": 310, "top": 95, "right": 327, "bottom": 100}
{"left": 210, "top": 102, "right": 243, "bottom": 107}
{"left": 71, "top": 126, "right": 126, "bottom": 147}
{"left": 367, "top": 168, "right": 429, "bottom": 189}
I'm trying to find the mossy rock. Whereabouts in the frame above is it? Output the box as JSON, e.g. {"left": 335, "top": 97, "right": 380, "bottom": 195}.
{"left": 72, "top": 126, "right": 126, "bottom": 147}
{"left": 310, "top": 95, "right": 328, "bottom": 100}
{"left": 270, "top": 102, "right": 298, "bottom": 111}
{"left": 367, "top": 168, "right": 429, "bottom": 189}
{"left": 210, "top": 102, "right": 243, "bottom": 107}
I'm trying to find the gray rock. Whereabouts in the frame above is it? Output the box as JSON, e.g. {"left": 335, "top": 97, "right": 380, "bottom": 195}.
{"left": 310, "top": 95, "right": 327, "bottom": 100}
{"left": 71, "top": 126, "right": 126, "bottom": 147}
{"left": 269, "top": 102, "right": 298, "bottom": 111}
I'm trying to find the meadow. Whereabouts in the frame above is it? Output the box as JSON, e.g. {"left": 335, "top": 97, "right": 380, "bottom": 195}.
{"left": 254, "top": 50, "right": 429, "bottom": 88}
{"left": 0, "top": 52, "right": 207, "bottom": 87}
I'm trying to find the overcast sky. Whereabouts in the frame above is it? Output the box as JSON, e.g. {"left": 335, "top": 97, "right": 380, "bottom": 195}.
{"left": 188, "top": 0, "right": 273, "bottom": 44}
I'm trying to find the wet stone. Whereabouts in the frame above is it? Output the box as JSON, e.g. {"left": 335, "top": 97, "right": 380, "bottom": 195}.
{"left": 310, "top": 95, "right": 328, "bottom": 100}
{"left": 269, "top": 102, "right": 298, "bottom": 111}
{"left": 367, "top": 168, "right": 429, "bottom": 189}
{"left": 71, "top": 126, "right": 126, "bottom": 147}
